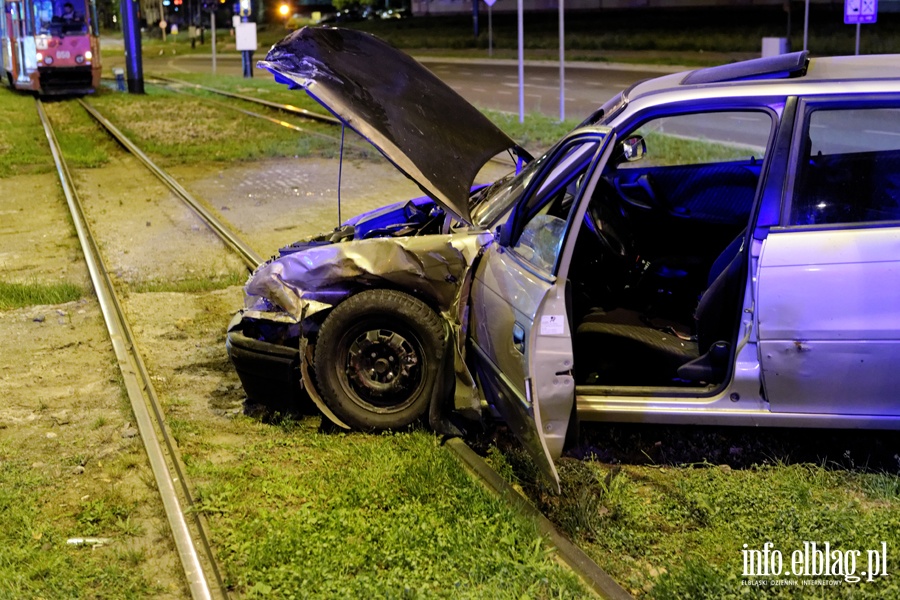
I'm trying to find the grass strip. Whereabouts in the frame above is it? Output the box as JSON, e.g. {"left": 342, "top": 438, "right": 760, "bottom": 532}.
{"left": 0, "top": 450, "right": 164, "bottom": 598}
{"left": 128, "top": 272, "right": 247, "bottom": 294}
{"left": 0, "top": 281, "right": 84, "bottom": 310}
{"left": 188, "top": 420, "right": 592, "bottom": 598}
{"left": 489, "top": 439, "right": 900, "bottom": 599}
{"left": 0, "top": 90, "right": 54, "bottom": 177}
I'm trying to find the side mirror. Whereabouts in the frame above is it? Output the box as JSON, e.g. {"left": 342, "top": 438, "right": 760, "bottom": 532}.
{"left": 619, "top": 136, "right": 647, "bottom": 162}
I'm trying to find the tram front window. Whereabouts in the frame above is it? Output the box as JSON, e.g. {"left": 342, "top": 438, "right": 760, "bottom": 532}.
{"left": 36, "top": 0, "right": 86, "bottom": 34}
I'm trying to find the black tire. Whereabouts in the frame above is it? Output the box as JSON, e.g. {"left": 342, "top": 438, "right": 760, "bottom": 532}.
{"left": 314, "top": 289, "right": 445, "bottom": 430}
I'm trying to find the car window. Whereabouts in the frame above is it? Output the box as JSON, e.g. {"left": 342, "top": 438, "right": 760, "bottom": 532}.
{"left": 622, "top": 111, "right": 770, "bottom": 169}
{"left": 791, "top": 107, "right": 900, "bottom": 226}
{"left": 511, "top": 141, "right": 599, "bottom": 273}
{"left": 606, "top": 110, "right": 772, "bottom": 227}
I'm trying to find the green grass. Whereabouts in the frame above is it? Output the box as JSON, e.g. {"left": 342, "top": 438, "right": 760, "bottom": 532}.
{"left": 149, "top": 73, "right": 574, "bottom": 150}
{"left": 43, "top": 100, "right": 116, "bottom": 168}
{"left": 0, "top": 92, "right": 114, "bottom": 178}
{"left": 0, "top": 281, "right": 84, "bottom": 310}
{"left": 485, "top": 109, "right": 579, "bottom": 151}
{"left": 88, "top": 85, "right": 357, "bottom": 165}
{"left": 0, "top": 89, "right": 55, "bottom": 177}
{"left": 150, "top": 72, "right": 330, "bottom": 117}
{"left": 0, "top": 452, "right": 162, "bottom": 599}
{"left": 191, "top": 420, "right": 590, "bottom": 597}
{"left": 490, "top": 445, "right": 900, "bottom": 599}
{"left": 637, "top": 132, "right": 758, "bottom": 167}
{"left": 78, "top": 74, "right": 573, "bottom": 166}
{"left": 128, "top": 271, "right": 247, "bottom": 294}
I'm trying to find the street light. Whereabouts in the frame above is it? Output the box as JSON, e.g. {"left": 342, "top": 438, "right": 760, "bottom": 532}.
{"left": 278, "top": 3, "right": 290, "bottom": 23}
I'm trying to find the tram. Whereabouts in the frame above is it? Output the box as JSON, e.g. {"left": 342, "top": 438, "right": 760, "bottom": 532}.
{"left": 0, "top": 0, "right": 100, "bottom": 94}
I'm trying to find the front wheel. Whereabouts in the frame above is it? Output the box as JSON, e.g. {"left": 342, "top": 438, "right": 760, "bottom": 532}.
{"left": 314, "top": 289, "right": 445, "bottom": 430}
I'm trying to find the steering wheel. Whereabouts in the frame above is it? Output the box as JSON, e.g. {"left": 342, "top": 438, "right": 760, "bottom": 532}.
{"left": 585, "top": 184, "right": 635, "bottom": 263}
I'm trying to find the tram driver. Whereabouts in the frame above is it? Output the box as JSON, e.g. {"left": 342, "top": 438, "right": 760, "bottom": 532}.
{"left": 51, "top": 0, "right": 85, "bottom": 32}
{"left": 60, "top": 2, "right": 77, "bottom": 21}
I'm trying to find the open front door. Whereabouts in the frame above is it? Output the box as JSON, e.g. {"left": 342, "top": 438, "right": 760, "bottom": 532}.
{"left": 470, "top": 130, "right": 613, "bottom": 492}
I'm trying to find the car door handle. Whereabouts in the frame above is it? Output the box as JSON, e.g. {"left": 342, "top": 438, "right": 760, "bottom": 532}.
{"left": 513, "top": 323, "right": 525, "bottom": 353}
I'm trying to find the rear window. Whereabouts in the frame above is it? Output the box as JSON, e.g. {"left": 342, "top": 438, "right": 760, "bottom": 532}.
{"left": 791, "top": 107, "right": 900, "bottom": 226}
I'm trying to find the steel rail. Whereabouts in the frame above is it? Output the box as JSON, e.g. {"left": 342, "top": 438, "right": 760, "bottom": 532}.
{"left": 149, "top": 75, "right": 341, "bottom": 125}
{"left": 77, "top": 99, "right": 263, "bottom": 269}
{"left": 37, "top": 99, "right": 228, "bottom": 600}
{"left": 150, "top": 79, "right": 375, "bottom": 154}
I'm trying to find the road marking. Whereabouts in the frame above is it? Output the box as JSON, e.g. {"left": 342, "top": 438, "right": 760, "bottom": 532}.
{"left": 864, "top": 129, "right": 900, "bottom": 137}
{"left": 167, "top": 60, "right": 190, "bottom": 73}
{"left": 497, "top": 90, "right": 512, "bottom": 95}
{"left": 502, "top": 82, "right": 568, "bottom": 91}
{"left": 729, "top": 116, "right": 763, "bottom": 122}
{"left": 472, "top": 87, "right": 486, "bottom": 92}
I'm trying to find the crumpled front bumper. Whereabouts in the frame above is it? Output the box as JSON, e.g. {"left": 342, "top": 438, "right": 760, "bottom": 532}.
{"left": 225, "top": 312, "right": 304, "bottom": 409}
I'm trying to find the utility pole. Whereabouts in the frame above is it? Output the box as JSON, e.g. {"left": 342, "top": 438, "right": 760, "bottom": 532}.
{"left": 120, "top": 0, "right": 144, "bottom": 93}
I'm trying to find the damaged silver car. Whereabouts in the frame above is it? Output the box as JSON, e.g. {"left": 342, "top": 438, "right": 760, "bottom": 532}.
{"left": 228, "top": 27, "right": 900, "bottom": 491}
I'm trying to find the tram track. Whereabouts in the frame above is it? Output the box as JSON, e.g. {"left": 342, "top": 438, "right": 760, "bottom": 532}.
{"left": 38, "top": 94, "right": 629, "bottom": 599}
{"left": 37, "top": 97, "right": 229, "bottom": 600}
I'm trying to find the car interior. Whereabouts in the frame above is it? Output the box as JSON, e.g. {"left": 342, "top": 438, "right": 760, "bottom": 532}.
{"left": 563, "top": 114, "right": 770, "bottom": 388}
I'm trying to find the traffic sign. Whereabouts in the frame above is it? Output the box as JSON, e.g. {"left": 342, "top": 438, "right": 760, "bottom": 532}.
{"left": 483, "top": 0, "right": 496, "bottom": 6}
{"left": 845, "top": 0, "right": 877, "bottom": 24}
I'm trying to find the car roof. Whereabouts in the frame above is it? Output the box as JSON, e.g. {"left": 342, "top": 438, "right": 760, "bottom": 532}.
{"left": 627, "top": 53, "right": 900, "bottom": 104}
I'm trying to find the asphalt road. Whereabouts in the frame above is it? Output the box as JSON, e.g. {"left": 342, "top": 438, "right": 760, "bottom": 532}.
{"left": 131, "top": 51, "right": 673, "bottom": 120}
{"left": 417, "top": 59, "right": 661, "bottom": 119}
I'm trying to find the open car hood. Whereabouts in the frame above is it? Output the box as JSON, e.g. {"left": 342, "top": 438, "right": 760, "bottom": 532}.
{"left": 258, "top": 27, "right": 522, "bottom": 225}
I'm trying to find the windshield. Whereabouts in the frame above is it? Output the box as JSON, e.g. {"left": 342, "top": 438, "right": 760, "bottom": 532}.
{"left": 35, "top": 0, "right": 88, "bottom": 35}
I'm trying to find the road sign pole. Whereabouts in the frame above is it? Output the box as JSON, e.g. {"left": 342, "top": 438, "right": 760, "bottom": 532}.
{"left": 559, "top": 0, "right": 564, "bottom": 122}
{"left": 845, "top": 0, "right": 878, "bottom": 55}
{"left": 803, "top": 0, "right": 809, "bottom": 51}
{"left": 211, "top": 11, "right": 217, "bottom": 74}
{"left": 517, "top": 0, "right": 524, "bottom": 124}
{"left": 488, "top": 5, "right": 492, "bottom": 57}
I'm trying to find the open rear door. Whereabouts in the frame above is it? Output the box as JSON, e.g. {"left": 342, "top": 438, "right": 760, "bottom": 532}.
{"left": 470, "top": 130, "right": 614, "bottom": 492}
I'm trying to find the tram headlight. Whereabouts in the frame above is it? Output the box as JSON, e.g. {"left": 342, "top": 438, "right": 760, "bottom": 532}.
{"left": 44, "top": 55, "right": 53, "bottom": 65}
{"left": 84, "top": 51, "right": 92, "bottom": 61}
{"left": 36, "top": 52, "right": 43, "bottom": 62}
{"left": 75, "top": 54, "right": 85, "bottom": 64}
